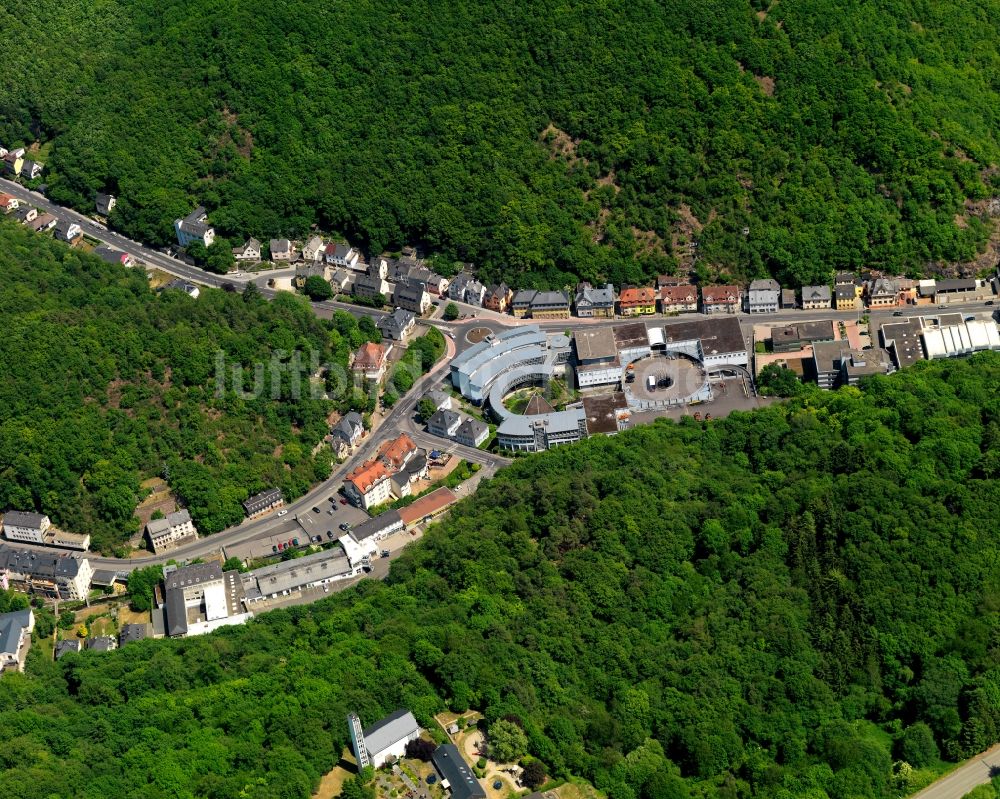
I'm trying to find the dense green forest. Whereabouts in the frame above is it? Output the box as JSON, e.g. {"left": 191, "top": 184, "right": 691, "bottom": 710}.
{"left": 4, "top": 354, "right": 1000, "bottom": 798}
{"left": 1, "top": 2, "right": 999, "bottom": 287}
{"left": 0, "top": 221, "right": 384, "bottom": 552}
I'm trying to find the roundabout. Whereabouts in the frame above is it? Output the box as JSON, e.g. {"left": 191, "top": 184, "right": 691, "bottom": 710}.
{"left": 464, "top": 326, "right": 493, "bottom": 345}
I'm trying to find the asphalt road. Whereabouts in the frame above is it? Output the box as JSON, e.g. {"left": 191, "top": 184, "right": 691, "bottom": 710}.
{"left": 3, "top": 177, "right": 995, "bottom": 570}
{"left": 911, "top": 744, "right": 1000, "bottom": 799}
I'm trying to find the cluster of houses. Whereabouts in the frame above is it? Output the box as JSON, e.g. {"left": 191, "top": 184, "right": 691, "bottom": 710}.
{"left": 423, "top": 391, "right": 490, "bottom": 449}
{"left": 341, "top": 433, "right": 429, "bottom": 510}
{"left": 1, "top": 145, "right": 43, "bottom": 181}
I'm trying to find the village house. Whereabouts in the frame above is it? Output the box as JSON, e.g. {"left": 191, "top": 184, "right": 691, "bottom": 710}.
{"left": 54, "top": 639, "right": 80, "bottom": 660}
{"left": 329, "top": 412, "right": 364, "bottom": 458}
{"left": 325, "top": 242, "right": 361, "bottom": 270}
{"left": 867, "top": 277, "right": 898, "bottom": 308}
{"left": 145, "top": 509, "right": 198, "bottom": 554}
{"left": 2, "top": 511, "right": 51, "bottom": 544}
{"left": 354, "top": 271, "right": 391, "bottom": 302}
{"left": 20, "top": 159, "right": 43, "bottom": 180}
{"left": 801, "top": 285, "right": 832, "bottom": 310}
{"left": 242, "top": 488, "right": 284, "bottom": 519}
{"left": 232, "top": 237, "right": 261, "bottom": 262}
{"left": 617, "top": 286, "right": 657, "bottom": 316}
{"left": 657, "top": 274, "right": 686, "bottom": 288}
{"left": 165, "top": 279, "right": 200, "bottom": 298}
{"left": 377, "top": 308, "right": 415, "bottom": 341}
{"left": 53, "top": 219, "right": 83, "bottom": 245}
{"left": 483, "top": 284, "right": 513, "bottom": 313}
{"left": 834, "top": 283, "right": 859, "bottom": 311}
{"left": 173, "top": 206, "right": 215, "bottom": 248}
{"left": 427, "top": 409, "right": 462, "bottom": 438}
{"left": 269, "top": 239, "right": 293, "bottom": 261}
{"left": 658, "top": 284, "right": 698, "bottom": 314}
{"left": 95, "top": 193, "right": 116, "bottom": 216}
{"left": 94, "top": 246, "right": 134, "bottom": 267}
{"left": 422, "top": 390, "right": 452, "bottom": 412}
{"left": 0, "top": 608, "right": 34, "bottom": 674}
{"left": 0, "top": 192, "right": 19, "bottom": 212}
{"left": 3, "top": 151, "right": 24, "bottom": 176}
{"left": 511, "top": 289, "right": 536, "bottom": 318}
{"left": 747, "top": 279, "right": 781, "bottom": 314}
{"left": 330, "top": 268, "right": 356, "bottom": 294}
{"left": 376, "top": 433, "right": 420, "bottom": 473}
{"left": 0, "top": 546, "right": 93, "bottom": 600}
{"left": 394, "top": 279, "right": 431, "bottom": 314}
{"left": 530, "top": 290, "right": 571, "bottom": 319}
{"left": 701, "top": 285, "right": 741, "bottom": 315}
{"left": 302, "top": 236, "right": 325, "bottom": 262}
{"left": 574, "top": 282, "right": 615, "bottom": 318}
{"left": 29, "top": 213, "right": 57, "bottom": 233}
{"left": 351, "top": 342, "right": 390, "bottom": 383}
{"left": 455, "top": 418, "right": 489, "bottom": 447}
{"left": 15, "top": 206, "right": 37, "bottom": 223}
{"left": 343, "top": 461, "right": 393, "bottom": 510}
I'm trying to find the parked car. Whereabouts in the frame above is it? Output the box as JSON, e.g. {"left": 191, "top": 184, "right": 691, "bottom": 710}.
{"left": 381, "top": 549, "right": 390, "bottom": 558}
{"left": 985, "top": 300, "right": 995, "bottom": 306}
{"left": 312, "top": 506, "right": 321, "bottom": 514}
{"left": 272, "top": 545, "right": 278, "bottom": 554}
{"left": 277, "top": 542, "right": 284, "bottom": 551}
{"left": 892, "top": 311, "right": 903, "bottom": 316}
{"left": 277, "top": 509, "right": 288, "bottom": 517}
{"left": 339, "top": 498, "right": 348, "bottom": 505}
{"left": 292, "top": 538, "right": 299, "bottom": 546}
{"left": 339, "top": 523, "right": 349, "bottom": 531}
{"left": 327, "top": 531, "right": 336, "bottom": 540}
{"left": 327, "top": 509, "right": 334, "bottom": 515}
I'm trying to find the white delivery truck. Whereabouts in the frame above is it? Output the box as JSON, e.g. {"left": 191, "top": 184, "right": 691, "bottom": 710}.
{"left": 646, "top": 375, "right": 656, "bottom": 391}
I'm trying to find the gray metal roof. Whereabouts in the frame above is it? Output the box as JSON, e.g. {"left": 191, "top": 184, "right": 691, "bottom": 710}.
{"left": 0, "top": 545, "right": 82, "bottom": 579}
{"left": 363, "top": 709, "right": 420, "bottom": 758}
{"left": 3, "top": 510, "right": 47, "bottom": 529}
{"left": 54, "top": 639, "right": 80, "bottom": 659}
{"left": 244, "top": 488, "right": 283, "bottom": 513}
{"left": 433, "top": 744, "right": 485, "bottom": 799}
{"left": 351, "top": 510, "right": 403, "bottom": 541}
{"left": 165, "top": 562, "right": 222, "bottom": 591}
{"left": 0, "top": 608, "right": 32, "bottom": 655}
{"left": 248, "top": 548, "right": 351, "bottom": 595}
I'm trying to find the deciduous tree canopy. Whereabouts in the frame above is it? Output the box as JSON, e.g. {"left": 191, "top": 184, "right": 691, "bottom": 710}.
{"left": 2, "top": 353, "right": 1000, "bottom": 798}
{"left": 0, "top": 221, "right": 378, "bottom": 552}
{"left": 2, "top": 0, "right": 998, "bottom": 287}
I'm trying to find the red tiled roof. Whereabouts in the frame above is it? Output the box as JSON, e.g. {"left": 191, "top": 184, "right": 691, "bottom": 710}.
{"left": 398, "top": 487, "right": 457, "bottom": 526}
{"left": 376, "top": 434, "right": 417, "bottom": 470}
{"left": 618, "top": 287, "right": 657, "bottom": 305}
{"left": 353, "top": 342, "right": 387, "bottom": 370}
{"left": 701, "top": 285, "right": 740, "bottom": 304}
{"left": 659, "top": 285, "right": 697, "bottom": 303}
{"left": 345, "top": 460, "right": 391, "bottom": 494}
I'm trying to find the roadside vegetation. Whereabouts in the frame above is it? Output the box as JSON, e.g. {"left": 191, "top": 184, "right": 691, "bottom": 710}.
{"left": 3, "top": 353, "right": 1000, "bottom": 798}
{"left": 3, "top": 0, "right": 998, "bottom": 288}
{"left": 0, "top": 221, "right": 380, "bottom": 552}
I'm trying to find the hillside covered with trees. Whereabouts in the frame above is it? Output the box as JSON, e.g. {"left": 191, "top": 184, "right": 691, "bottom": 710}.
{"left": 2, "top": 0, "right": 998, "bottom": 288}
{"left": 3, "top": 354, "right": 1000, "bottom": 798}
{"left": 0, "top": 221, "right": 382, "bottom": 552}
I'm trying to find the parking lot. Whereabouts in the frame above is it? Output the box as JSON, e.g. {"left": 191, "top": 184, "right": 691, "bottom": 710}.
{"left": 295, "top": 496, "right": 371, "bottom": 544}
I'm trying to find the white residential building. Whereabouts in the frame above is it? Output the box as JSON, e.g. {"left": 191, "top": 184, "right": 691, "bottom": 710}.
{"left": 174, "top": 206, "right": 215, "bottom": 248}
{"left": 2, "top": 511, "right": 51, "bottom": 544}
{"left": 146, "top": 509, "right": 198, "bottom": 553}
